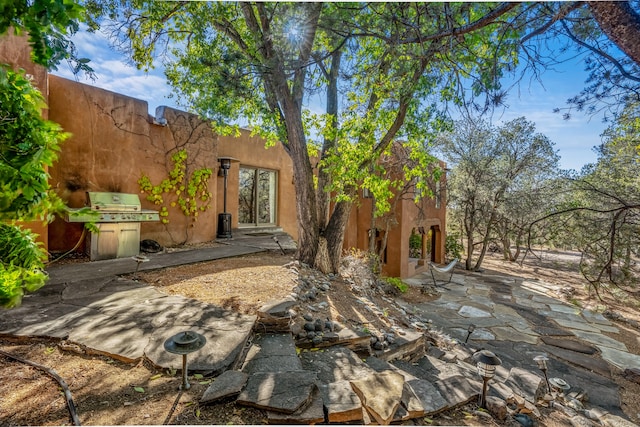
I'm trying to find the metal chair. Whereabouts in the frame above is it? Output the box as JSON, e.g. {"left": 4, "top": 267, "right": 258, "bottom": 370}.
{"left": 428, "top": 258, "right": 459, "bottom": 286}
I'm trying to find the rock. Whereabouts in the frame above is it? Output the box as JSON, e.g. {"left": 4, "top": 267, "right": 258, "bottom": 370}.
{"left": 200, "top": 370, "right": 248, "bottom": 404}
{"left": 403, "top": 378, "right": 448, "bottom": 416}
{"left": 236, "top": 371, "right": 317, "bottom": 414}
{"left": 266, "top": 386, "right": 325, "bottom": 424}
{"left": 350, "top": 370, "right": 405, "bottom": 425}
{"left": 600, "top": 414, "right": 639, "bottom": 427}
{"left": 373, "top": 341, "right": 384, "bottom": 351}
{"left": 624, "top": 367, "right": 640, "bottom": 384}
{"left": 316, "top": 301, "right": 329, "bottom": 310}
{"left": 513, "top": 413, "right": 534, "bottom": 427}
{"left": 323, "top": 332, "right": 339, "bottom": 343}
{"left": 567, "top": 398, "right": 585, "bottom": 412}
{"left": 312, "top": 335, "right": 323, "bottom": 346}
{"left": 319, "top": 381, "right": 363, "bottom": 423}
{"left": 314, "top": 318, "right": 324, "bottom": 332}
{"left": 303, "top": 313, "right": 313, "bottom": 321}
{"left": 583, "top": 406, "right": 609, "bottom": 421}
{"left": 474, "top": 409, "right": 494, "bottom": 421}
{"left": 258, "top": 298, "right": 297, "bottom": 318}
{"left": 433, "top": 375, "right": 483, "bottom": 409}
{"left": 485, "top": 396, "right": 507, "bottom": 421}
{"left": 570, "top": 415, "right": 596, "bottom": 427}
{"left": 541, "top": 336, "right": 598, "bottom": 354}
{"left": 303, "top": 322, "right": 315, "bottom": 332}
{"left": 324, "top": 320, "right": 334, "bottom": 332}
{"left": 504, "top": 367, "right": 546, "bottom": 403}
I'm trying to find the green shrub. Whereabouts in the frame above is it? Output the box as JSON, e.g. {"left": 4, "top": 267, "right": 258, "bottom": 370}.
{"left": 383, "top": 277, "right": 409, "bottom": 293}
{"left": 445, "top": 232, "right": 464, "bottom": 261}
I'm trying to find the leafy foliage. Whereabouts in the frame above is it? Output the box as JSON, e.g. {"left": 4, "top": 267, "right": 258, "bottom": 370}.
{"left": 0, "top": 0, "right": 92, "bottom": 74}
{"left": 0, "top": 224, "right": 47, "bottom": 308}
{"left": 138, "top": 149, "right": 213, "bottom": 224}
{"left": 440, "top": 116, "right": 560, "bottom": 270}
{"left": 0, "top": 67, "right": 67, "bottom": 221}
{"left": 0, "top": 67, "right": 70, "bottom": 308}
{"left": 531, "top": 101, "right": 640, "bottom": 298}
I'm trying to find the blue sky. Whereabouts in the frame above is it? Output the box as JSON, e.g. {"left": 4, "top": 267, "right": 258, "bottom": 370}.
{"left": 52, "top": 28, "right": 606, "bottom": 172}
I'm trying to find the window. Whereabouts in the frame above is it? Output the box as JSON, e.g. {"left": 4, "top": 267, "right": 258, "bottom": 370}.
{"left": 238, "top": 167, "right": 277, "bottom": 226}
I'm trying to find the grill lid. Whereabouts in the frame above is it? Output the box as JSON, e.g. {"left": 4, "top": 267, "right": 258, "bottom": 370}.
{"left": 88, "top": 192, "right": 140, "bottom": 211}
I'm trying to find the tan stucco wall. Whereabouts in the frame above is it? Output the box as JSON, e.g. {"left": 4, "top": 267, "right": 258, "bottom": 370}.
{"left": 0, "top": 32, "right": 50, "bottom": 247}
{"left": 343, "top": 165, "right": 447, "bottom": 279}
{"left": 217, "top": 130, "right": 298, "bottom": 241}
{"left": 47, "top": 76, "right": 219, "bottom": 251}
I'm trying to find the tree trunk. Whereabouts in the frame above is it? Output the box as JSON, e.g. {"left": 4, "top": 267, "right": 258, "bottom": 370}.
{"left": 315, "top": 199, "right": 353, "bottom": 273}
{"left": 463, "top": 204, "right": 475, "bottom": 270}
{"left": 317, "top": 50, "right": 341, "bottom": 232}
{"left": 282, "top": 108, "right": 319, "bottom": 266}
{"left": 588, "top": 1, "right": 640, "bottom": 66}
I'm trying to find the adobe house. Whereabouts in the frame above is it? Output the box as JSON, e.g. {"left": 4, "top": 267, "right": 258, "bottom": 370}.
{"left": 1, "top": 33, "right": 445, "bottom": 278}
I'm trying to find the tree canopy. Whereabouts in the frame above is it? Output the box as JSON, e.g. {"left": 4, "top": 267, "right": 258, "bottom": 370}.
{"left": 1, "top": 0, "right": 84, "bottom": 308}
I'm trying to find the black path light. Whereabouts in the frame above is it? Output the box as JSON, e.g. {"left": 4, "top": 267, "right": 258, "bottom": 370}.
{"left": 164, "top": 331, "right": 206, "bottom": 390}
{"left": 534, "top": 354, "right": 552, "bottom": 393}
{"left": 216, "top": 156, "right": 238, "bottom": 239}
{"left": 473, "top": 349, "right": 502, "bottom": 408}
{"left": 465, "top": 324, "right": 476, "bottom": 343}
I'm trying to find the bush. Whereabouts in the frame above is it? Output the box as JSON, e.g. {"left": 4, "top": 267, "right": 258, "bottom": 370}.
{"left": 382, "top": 277, "right": 409, "bottom": 293}
{"left": 445, "top": 232, "right": 463, "bottom": 261}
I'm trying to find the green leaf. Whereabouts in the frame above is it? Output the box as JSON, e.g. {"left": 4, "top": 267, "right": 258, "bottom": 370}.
{"left": 134, "top": 386, "right": 145, "bottom": 393}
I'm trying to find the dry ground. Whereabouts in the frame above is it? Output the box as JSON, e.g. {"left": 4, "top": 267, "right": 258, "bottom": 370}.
{"left": 1, "top": 248, "right": 639, "bottom": 425}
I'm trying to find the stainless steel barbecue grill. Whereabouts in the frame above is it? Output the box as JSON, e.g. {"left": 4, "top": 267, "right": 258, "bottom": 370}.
{"left": 65, "top": 192, "right": 160, "bottom": 261}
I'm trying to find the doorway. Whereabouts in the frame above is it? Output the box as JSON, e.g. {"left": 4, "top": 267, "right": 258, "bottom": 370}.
{"left": 238, "top": 167, "right": 277, "bottom": 226}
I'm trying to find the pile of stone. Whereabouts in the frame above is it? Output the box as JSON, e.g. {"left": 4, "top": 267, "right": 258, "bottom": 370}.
{"left": 199, "top": 329, "right": 637, "bottom": 426}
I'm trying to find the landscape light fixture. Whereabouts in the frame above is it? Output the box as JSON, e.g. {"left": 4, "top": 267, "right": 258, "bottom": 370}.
{"left": 534, "top": 354, "right": 552, "bottom": 393}
{"left": 473, "top": 349, "right": 502, "bottom": 408}
{"left": 164, "top": 331, "right": 206, "bottom": 390}
{"left": 216, "top": 156, "right": 238, "bottom": 239}
{"left": 131, "top": 254, "right": 149, "bottom": 278}
{"left": 465, "top": 324, "right": 476, "bottom": 343}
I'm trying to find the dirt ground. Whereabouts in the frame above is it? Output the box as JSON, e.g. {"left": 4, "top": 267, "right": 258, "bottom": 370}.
{"left": 1, "top": 248, "right": 639, "bottom": 426}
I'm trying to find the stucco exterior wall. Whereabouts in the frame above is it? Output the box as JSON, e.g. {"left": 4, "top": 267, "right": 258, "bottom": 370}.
{"left": 217, "top": 130, "right": 298, "bottom": 241}
{"left": 47, "top": 76, "right": 219, "bottom": 252}
{"left": 343, "top": 158, "right": 447, "bottom": 279}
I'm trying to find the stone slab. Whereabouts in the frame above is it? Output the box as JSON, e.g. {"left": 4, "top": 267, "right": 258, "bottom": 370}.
{"left": 533, "top": 326, "right": 575, "bottom": 337}
{"left": 241, "top": 333, "right": 302, "bottom": 374}
{"left": 319, "top": 381, "right": 363, "bottom": 423}
{"left": 200, "top": 370, "right": 248, "bottom": 404}
{"left": 432, "top": 374, "right": 482, "bottom": 409}
{"left": 237, "top": 371, "right": 317, "bottom": 414}
{"left": 548, "top": 304, "right": 581, "bottom": 315}
{"left": 542, "top": 345, "right": 611, "bottom": 378}
{"left": 503, "top": 367, "right": 546, "bottom": 403}
{"left": 404, "top": 378, "right": 448, "bottom": 416}
{"left": 541, "top": 337, "right": 598, "bottom": 354}
{"left": 572, "top": 330, "right": 628, "bottom": 352}
{"left": 146, "top": 320, "right": 254, "bottom": 374}
{"left": 350, "top": 370, "right": 405, "bottom": 425}
{"left": 300, "top": 346, "right": 375, "bottom": 383}
{"left": 492, "top": 327, "right": 539, "bottom": 344}
{"left": 581, "top": 310, "right": 614, "bottom": 326}
{"left": 266, "top": 386, "right": 325, "bottom": 424}
{"left": 258, "top": 297, "right": 297, "bottom": 317}
{"left": 552, "top": 318, "right": 602, "bottom": 333}
{"left": 598, "top": 346, "right": 640, "bottom": 371}
{"left": 458, "top": 305, "right": 492, "bottom": 318}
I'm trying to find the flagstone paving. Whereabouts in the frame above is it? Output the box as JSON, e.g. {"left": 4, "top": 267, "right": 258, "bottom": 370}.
{"left": 2, "top": 244, "right": 639, "bottom": 425}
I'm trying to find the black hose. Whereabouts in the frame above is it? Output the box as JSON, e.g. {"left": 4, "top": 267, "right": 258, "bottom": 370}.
{"left": 0, "top": 349, "right": 81, "bottom": 426}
